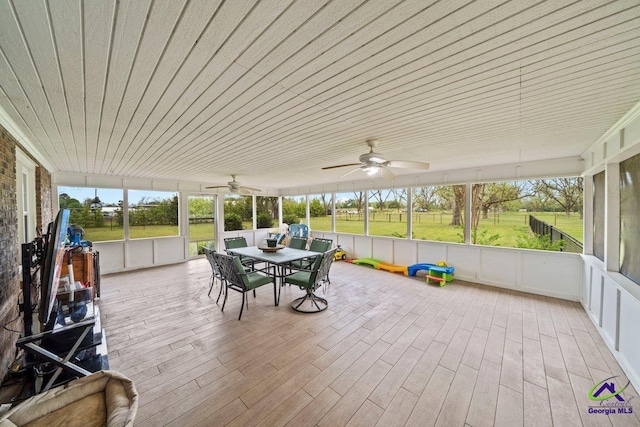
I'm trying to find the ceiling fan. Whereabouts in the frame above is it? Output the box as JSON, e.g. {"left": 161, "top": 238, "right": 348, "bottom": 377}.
{"left": 322, "top": 139, "right": 430, "bottom": 180}
{"left": 205, "top": 175, "right": 261, "bottom": 194}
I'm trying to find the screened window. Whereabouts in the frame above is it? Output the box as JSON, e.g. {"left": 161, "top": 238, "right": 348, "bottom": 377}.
{"left": 58, "top": 187, "right": 124, "bottom": 242}
{"left": 309, "top": 194, "right": 332, "bottom": 232}
{"left": 188, "top": 195, "right": 215, "bottom": 256}
{"left": 128, "top": 190, "right": 179, "bottom": 239}
{"left": 411, "top": 185, "right": 464, "bottom": 243}
{"left": 593, "top": 172, "right": 605, "bottom": 261}
{"left": 368, "top": 188, "right": 408, "bottom": 238}
{"left": 282, "top": 195, "right": 305, "bottom": 226}
{"left": 224, "top": 194, "right": 252, "bottom": 231}
{"left": 620, "top": 153, "right": 640, "bottom": 285}
{"left": 468, "top": 179, "right": 583, "bottom": 251}
{"left": 335, "top": 191, "right": 364, "bottom": 235}
{"left": 256, "top": 196, "right": 279, "bottom": 229}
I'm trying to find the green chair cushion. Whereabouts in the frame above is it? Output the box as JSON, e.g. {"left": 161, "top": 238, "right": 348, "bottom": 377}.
{"left": 285, "top": 271, "right": 313, "bottom": 288}
{"left": 245, "top": 272, "right": 274, "bottom": 290}
{"left": 233, "top": 256, "right": 272, "bottom": 289}
{"left": 309, "top": 240, "right": 331, "bottom": 253}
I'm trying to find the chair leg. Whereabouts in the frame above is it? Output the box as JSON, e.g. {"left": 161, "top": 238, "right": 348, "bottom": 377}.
{"left": 253, "top": 289, "right": 256, "bottom": 298}
{"left": 221, "top": 283, "right": 229, "bottom": 312}
{"left": 207, "top": 274, "right": 214, "bottom": 296}
{"left": 238, "top": 292, "right": 245, "bottom": 320}
{"left": 216, "top": 278, "right": 225, "bottom": 304}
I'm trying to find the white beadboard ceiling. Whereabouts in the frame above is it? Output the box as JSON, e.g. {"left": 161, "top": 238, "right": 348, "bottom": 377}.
{"left": 1, "top": 0, "right": 639, "bottom": 190}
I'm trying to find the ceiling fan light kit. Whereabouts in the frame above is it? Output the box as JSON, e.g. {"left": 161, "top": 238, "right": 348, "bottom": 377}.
{"left": 323, "top": 139, "right": 430, "bottom": 180}
{"left": 363, "top": 165, "right": 380, "bottom": 176}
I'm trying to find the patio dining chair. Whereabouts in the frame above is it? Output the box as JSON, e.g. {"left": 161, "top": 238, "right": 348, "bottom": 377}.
{"left": 204, "top": 247, "right": 225, "bottom": 303}
{"left": 214, "top": 252, "right": 276, "bottom": 320}
{"left": 309, "top": 237, "right": 332, "bottom": 253}
{"left": 223, "top": 236, "right": 257, "bottom": 269}
{"left": 291, "top": 237, "right": 333, "bottom": 273}
{"left": 284, "top": 248, "right": 336, "bottom": 313}
{"left": 288, "top": 236, "right": 308, "bottom": 250}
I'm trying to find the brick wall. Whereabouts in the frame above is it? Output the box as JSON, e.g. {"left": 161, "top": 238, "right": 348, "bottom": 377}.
{"left": 36, "top": 163, "right": 52, "bottom": 231}
{"left": 0, "top": 125, "right": 19, "bottom": 382}
{"left": 0, "top": 124, "right": 53, "bottom": 383}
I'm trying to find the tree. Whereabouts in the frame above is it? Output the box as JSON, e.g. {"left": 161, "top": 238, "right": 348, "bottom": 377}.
{"left": 309, "top": 199, "right": 325, "bottom": 217}
{"left": 224, "top": 213, "right": 243, "bottom": 231}
{"left": 256, "top": 196, "right": 278, "bottom": 219}
{"left": 390, "top": 189, "right": 407, "bottom": 212}
{"left": 257, "top": 212, "right": 273, "bottom": 228}
{"left": 189, "top": 197, "right": 214, "bottom": 218}
{"left": 446, "top": 185, "right": 465, "bottom": 227}
{"left": 282, "top": 197, "right": 305, "bottom": 218}
{"left": 224, "top": 195, "right": 252, "bottom": 221}
{"left": 369, "top": 190, "right": 391, "bottom": 211}
{"left": 478, "top": 182, "right": 532, "bottom": 218}
{"left": 59, "top": 193, "right": 82, "bottom": 210}
{"left": 413, "top": 187, "right": 437, "bottom": 211}
{"left": 534, "top": 178, "right": 583, "bottom": 216}
{"left": 318, "top": 193, "right": 331, "bottom": 212}
{"left": 352, "top": 192, "right": 365, "bottom": 213}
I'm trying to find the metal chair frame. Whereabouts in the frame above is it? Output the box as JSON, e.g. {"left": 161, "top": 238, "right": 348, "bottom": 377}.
{"left": 204, "top": 247, "right": 225, "bottom": 303}
{"left": 214, "top": 252, "right": 276, "bottom": 320}
{"left": 285, "top": 248, "right": 336, "bottom": 313}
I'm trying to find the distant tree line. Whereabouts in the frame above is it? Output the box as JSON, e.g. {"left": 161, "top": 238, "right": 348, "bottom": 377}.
{"left": 59, "top": 193, "right": 179, "bottom": 229}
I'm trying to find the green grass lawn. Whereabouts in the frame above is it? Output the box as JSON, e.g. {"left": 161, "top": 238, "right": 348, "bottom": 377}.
{"left": 308, "top": 211, "right": 583, "bottom": 247}
{"left": 189, "top": 223, "right": 215, "bottom": 241}
{"left": 81, "top": 211, "right": 583, "bottom": 250}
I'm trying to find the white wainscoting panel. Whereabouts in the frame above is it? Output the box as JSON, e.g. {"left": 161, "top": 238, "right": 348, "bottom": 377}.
{"left": 601, "top": 279, "right": 619, "bottom": 348}
{"left": 447, "top": 244, "right": 480, "bottom": 281}
{"left": 127, "top": 239, "right": 154, "bottom": 269}
{"left": 253, "top": 229, "right": 269, "bottom": 246}
{"left": 589, "top": 271, "right": 604, "bottom": 321}
{"left": 393, "top": 240, "right": 417, "bottom": 266}
{"left": 336, "top": 234, "right": 354, "bottom": 256}
{"left": 416, "top": 242, "right": 448, "bottom": 268}
{"left": 619, "top": 294, "right": 640, "bottom": 389}
{"left": 155, "top": 236, "right": 186, "bottom": 265}
{"left": 520, "top": 251, "right": 582, "bottom": 300}
{"left": 581, "top": 263, "right": 592, "bottom": 306}
{"left": 582, "top": 256, "right": 640, "bottom": 396}
{"left": 371, "top": 238, "right": 394, "bottom": 263}
{"left": 353, "top": 236, "right": 371, "bottom": 259}
{"left": 93, "top": 241, "right": 125, "bottom": 273}
{"left": 478, "top": 248, "right": 518, "bottom": 287}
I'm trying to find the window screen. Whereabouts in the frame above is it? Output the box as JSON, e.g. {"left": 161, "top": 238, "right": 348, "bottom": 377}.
{"left": 620, "top": 153, "right": 640, "bottom": 285}
{"left": 593, "top": 172, "right": 605, "bottom": 261}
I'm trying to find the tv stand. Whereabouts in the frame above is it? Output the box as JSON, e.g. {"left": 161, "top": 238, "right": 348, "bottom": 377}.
{"left": 19, "top": 241, "right": 107, "bottom": 395}
{"left": 16, "top": 320, "right": 94, "bottom": 392}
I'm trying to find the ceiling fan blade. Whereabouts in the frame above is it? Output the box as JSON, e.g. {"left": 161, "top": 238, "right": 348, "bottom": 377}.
{"left": 239, "top": 187, "right": 250, "bottom": 195}
{"left": 205, "top": 185, "right": 228, "bottom": 189}
{"left": 322, "top": 163, "right": 362, "bottom": 170}
{"left": 339, "top": 168, "right": 363, "bottom": 179}
{"left": 241, "top": 186, "right": 262, "bottom": 193}
{"left": 379, "top": 166, "right": 394, "bottom": 181}
{"left": 385, "top": 160, "right": 430, "bottom": 170}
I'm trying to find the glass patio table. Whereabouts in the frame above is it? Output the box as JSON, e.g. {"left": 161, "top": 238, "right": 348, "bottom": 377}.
{"left": 225, "top": 246, "right": 320, "bottom": 306}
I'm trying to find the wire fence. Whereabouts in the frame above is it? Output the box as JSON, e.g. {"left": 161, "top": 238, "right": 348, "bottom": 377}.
{"left": 529, "top": 215, "right": 583, "bottom": 253}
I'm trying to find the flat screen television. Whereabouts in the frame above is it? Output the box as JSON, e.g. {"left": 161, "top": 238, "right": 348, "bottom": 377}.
{"left": 39, "top": 209, "right": 70, "bottom": 325}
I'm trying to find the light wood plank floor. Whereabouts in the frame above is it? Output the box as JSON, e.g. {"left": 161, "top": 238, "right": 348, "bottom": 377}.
{"left": 100, "top": 259, "right": 640, "bottom": 427}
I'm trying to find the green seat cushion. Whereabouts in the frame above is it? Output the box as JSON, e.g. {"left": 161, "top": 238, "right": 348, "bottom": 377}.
{"left": 285, "top": 271, "right": 313, "bottom": 288}
{"left": 245, "top": 272, "right": 274, "bottom": 290}
{"left": 232, "top": 257, "right": 272, "bottom": 289}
